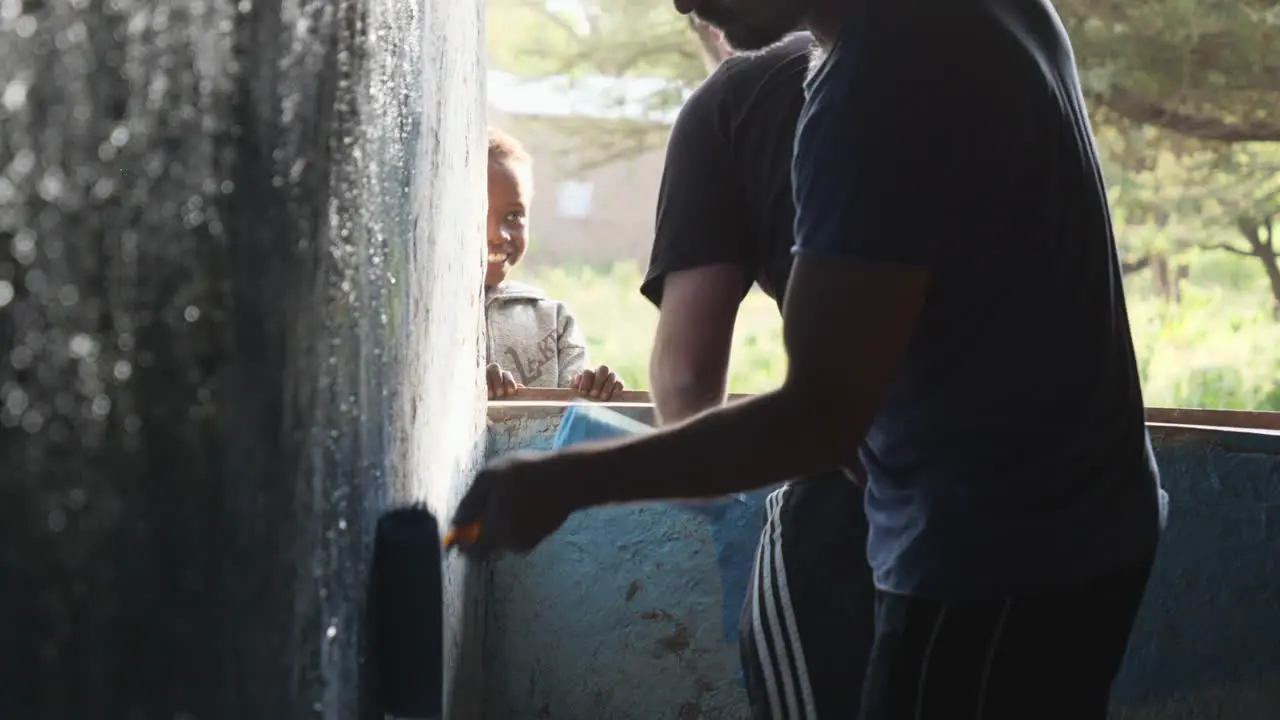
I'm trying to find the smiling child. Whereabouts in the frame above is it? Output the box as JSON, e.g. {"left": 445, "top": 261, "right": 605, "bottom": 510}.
{"left": 483, "top": 127, "right": 624, "bottom": 401}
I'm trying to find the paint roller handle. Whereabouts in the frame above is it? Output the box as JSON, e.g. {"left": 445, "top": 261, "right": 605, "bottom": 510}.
{"left": 442, "top": 521, "right": 483, "bottom": 550}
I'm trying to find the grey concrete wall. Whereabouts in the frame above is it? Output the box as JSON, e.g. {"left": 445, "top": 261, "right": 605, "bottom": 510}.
{"left": 483, "top": 406, "right": 1280, "bottom": 719}
{"left": 0, "top": 0, "right": 485, "bottom": 717}
{"left": 409, "top": 1, "right": 489, "bottom": 716}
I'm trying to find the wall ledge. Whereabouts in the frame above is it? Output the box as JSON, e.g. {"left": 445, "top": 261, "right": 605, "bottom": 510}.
{"left": 487, "top": 391, "right": 1280, "bottom": 434}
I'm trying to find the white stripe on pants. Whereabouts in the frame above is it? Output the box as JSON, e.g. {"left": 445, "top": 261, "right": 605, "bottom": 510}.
{"left": 749, "top": 484, "right": 818, "bottom": 719}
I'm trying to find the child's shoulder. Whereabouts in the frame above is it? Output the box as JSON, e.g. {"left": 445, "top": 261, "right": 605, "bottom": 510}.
{"left": 486, "top": 281, "right": 577, "bottom": 337}
{"left": 487, "top": 281, "right": 572, "bottom": 310}
{"left": 488, "top": 280, "right": 547, "bottom": 300}
{"left": 489, "top": 281, "right": 574, "bottom": 314}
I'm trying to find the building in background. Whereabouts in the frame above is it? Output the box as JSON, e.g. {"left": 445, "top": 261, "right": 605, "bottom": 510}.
{"left": 488, "top": 70, "right": 685, "bottom": 269}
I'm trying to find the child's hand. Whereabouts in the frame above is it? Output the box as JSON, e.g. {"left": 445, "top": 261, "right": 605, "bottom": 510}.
{"left": 486, "top": 362, "right": 523, "bottom": 399}
{"left": 572, "top": 365, "right": 624, "bottom": 401}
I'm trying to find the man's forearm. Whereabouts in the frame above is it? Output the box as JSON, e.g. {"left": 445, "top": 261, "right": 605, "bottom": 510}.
{"left": 556, "top": 385, "right": 860, "bottom": 508}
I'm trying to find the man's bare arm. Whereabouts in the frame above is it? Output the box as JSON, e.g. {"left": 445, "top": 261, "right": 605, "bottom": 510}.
{"left": 649, "top": 264, "right": 747, "bottom": 425}
{"left": 553, "top": 255, "right": 931, "bottom": 506}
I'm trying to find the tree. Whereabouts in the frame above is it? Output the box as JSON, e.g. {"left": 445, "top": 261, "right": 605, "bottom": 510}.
{"left": 1204, "top": 150, "right": 1280, "bottom": 316}
{"left": 486, "top": 0, "right": 711, "bottom": 168}
{"left": 1056, "top": 0, "right": 1280, "bottom": 143}
{"left": 488, "top": 0, "right": 1279, "bottom": 154}
{"left": 1100, "top": 125, "right": 1280, "bottom": 310}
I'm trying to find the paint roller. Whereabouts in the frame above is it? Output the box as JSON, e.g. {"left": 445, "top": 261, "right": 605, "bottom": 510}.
{"left": 371, "top": 505, "right": 444, "bottom": 718}
{"left": 373, "top": 409, "right": 653, "bottom": 716}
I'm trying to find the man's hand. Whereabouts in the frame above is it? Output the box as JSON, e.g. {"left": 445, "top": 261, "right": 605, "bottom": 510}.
{"left": 486, "top": 362, "right": 522, "bottom": 399}
{"left": 572, "top": 365, "right": 624, "bottom": 400}
{"left": 449, "top": 452, "right": 577, "bottom": 558}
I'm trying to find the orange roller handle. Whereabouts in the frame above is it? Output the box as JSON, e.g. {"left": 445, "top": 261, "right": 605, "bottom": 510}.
{"left": 442, "top": 521, "right": 483, "bottom": 549}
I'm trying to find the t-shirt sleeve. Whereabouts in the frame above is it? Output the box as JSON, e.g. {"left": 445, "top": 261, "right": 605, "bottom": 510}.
{"left": 640, "top": 73, "right": 755, "bottom": 307}
{"left": 792, "top": 39, "right": 1016, "bottom": 266}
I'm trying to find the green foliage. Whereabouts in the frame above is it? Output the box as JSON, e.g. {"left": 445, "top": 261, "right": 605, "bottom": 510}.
{"left": 1101, "top": 134, "right": 1280, "bottom": 229}
{"left": 1058, "top": 0, "right": 1280, "bottom": 143}
{"left": 487, "top": 0, "right": 708, "bottom": 165}
{"left": 515, "top": 263, "right": 785, "bottom": 393}
{"left": 1103, "top": 137, "right": 1274, "bottom": 226}
{"left": 1100, "top": 131, "right": 1280, "bottom": 304}
{"left": 489, "top": 0, "right": 1280, "bottom": 238}
{"left": 488, "top": 0, "right": 705, "bottom": 82}
{"left": 522, "top": 262, "right": 1280, "bottom": 411}
{"left": 1128, "top": 285, "right": 1280, "bottom": 410}
{"left": 490, "top": 0, "right": 1280, "bottom": 143}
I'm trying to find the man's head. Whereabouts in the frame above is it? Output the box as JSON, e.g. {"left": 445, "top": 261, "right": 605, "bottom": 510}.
{"left": 675, "top": 0, "right": 805, "bottom": 51}
{"left": 486, "top": 127, "right": 533, "bottom": 289}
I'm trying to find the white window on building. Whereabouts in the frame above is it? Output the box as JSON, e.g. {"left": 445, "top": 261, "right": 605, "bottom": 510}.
{"left": 556, "top": 180, "right": 594, "bottom": 219}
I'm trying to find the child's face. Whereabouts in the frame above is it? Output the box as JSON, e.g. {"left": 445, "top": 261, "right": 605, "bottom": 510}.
{"left": 486, "top": 159, "right": 531, "bottom": 288}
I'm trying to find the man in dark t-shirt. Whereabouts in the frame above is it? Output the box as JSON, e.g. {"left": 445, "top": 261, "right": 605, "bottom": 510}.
{"left": 455, "top": 0, "right": 1167, "bottom": 716}
{"left": 641, "top": 33, "right": 873, "bottom": 720}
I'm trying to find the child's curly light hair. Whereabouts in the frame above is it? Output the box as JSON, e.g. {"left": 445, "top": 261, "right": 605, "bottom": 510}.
{"left": 488, "top": 126, "right": 532, "bottom": 166}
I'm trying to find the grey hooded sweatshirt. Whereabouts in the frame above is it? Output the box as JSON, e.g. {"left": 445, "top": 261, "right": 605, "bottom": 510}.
{"left": 484, "top": 281, "right": 588, "bottom": 388}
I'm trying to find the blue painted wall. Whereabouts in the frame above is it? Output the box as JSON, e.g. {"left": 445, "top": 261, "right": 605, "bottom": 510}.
{"left": 1112, "top": 427, "right": 1280, "bottom": 718}
{"left": 483, "top": 405, "right": 755, "bottom": 719}
{"left": 483, "top": 406, "right": 1280, "bottom": 719}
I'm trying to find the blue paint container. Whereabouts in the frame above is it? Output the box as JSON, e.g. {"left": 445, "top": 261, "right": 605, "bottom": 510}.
{"left": 552, "top": 403, "right": 653, "bottom": 449}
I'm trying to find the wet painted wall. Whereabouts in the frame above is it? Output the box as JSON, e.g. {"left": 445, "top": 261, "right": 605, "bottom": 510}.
{"left": 0, "top": 0, "right": 486, "bottom": 718}
{"left": 483, "top": 405, "right": 1280, "bottom": 719}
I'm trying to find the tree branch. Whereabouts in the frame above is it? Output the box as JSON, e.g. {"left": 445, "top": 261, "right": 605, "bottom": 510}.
{"left": 1208, "top": 242, "right": 1258, "bottom": 257}
{"left": 1096, "top": 88, "right": 1280, "bottom": 143}
{"left": 1122, "top": 255, "right": 1151, "bottom": 274}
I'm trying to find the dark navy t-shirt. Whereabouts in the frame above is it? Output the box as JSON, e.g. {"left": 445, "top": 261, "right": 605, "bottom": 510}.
{"left": 793, "top": 0, "right": 1167, "bottom": 598}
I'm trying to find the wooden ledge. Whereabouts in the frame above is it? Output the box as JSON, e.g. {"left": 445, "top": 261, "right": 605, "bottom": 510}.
{"left": 488, "top": 389, "right": 1280, "bottom": 434}
{"left": 1144, "top": 407, "right": 1280, "bottom": 432}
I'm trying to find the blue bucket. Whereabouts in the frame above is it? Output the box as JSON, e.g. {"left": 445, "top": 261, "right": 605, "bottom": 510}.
{"left": 552, "top": 404, "right": 652, "bottom": 449}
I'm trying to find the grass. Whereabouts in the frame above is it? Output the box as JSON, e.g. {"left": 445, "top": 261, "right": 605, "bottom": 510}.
{"left": 516, "top": 261, "right": 1280, "bottom": 411}
{"left": 519, "top": 263, "right": 786, "bottom": 394}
